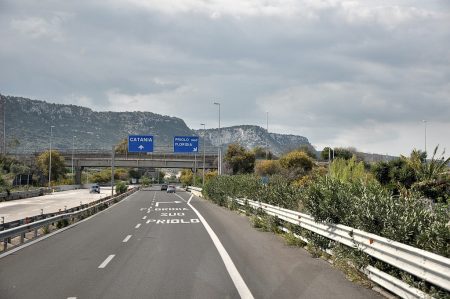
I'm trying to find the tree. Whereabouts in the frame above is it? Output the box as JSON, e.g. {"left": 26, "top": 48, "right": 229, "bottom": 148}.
{"left": 279, "top": 150, "right": 313, "bottom": 172}
{"left": 140, "top": 176, "right": 151, "bottom": 187}
{"left": 297, "top": 145, "right": 317, "bottom": 160}
{"left": 115, "top": 138, "right": 127, "bottom": 154}
{"left": 321, "top": 147, "right": 355, "bottom": 161}
{"left": 321, "top": 147, "right": 332, "bottom": 160}
{"left": 10, "top": 163, "right": 31, "bottom": 175}
{"left": 224, "top": 143, "right": 256, "bottom": 175}
{"left": 36, "top": 150, "right": 66, "bottom": 182}
{"left": 334, "top": 147, "right": 354, "bottom": 160}
{"left": 255, "top": 160, "right": 282, "bottom": 176}
{"left": 180, "top": 169, "right": 193, "bottom": 186}
{"left": 253, "top": 146, "right": 274, "bottom": 160}
{"left": 404, "top": 146, "right": 449, "bottom": 181}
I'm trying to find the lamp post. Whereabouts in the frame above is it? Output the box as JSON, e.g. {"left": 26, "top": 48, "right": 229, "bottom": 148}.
{"left": 213, "top": 102, "right": 221, "bottom": 174}
{"left": 422, "top": 120, "right": 427, "bottom": 154}
{"left": 71, "top": 136, "right": 76, "bottom": 179}
{"left": 201, "top": 123, "right": 206, "bottom": 187}
{"left": 49, "top": 125, "right": 55, "bottom": 189}
{"left": 266, "top": 111, "right": 269, "bottom": 159}
{"left": 2, "top": 97, "right": 5, "bottom": 154}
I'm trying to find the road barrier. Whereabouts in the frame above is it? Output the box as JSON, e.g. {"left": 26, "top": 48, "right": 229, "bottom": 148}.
{"left": 188, "top": 187, "right": 450, "bottom": 299}
{"left": 0, "top": 187, "right": 139, "bottom": 253}
{"left": 0, "top": 188, "right": 51, "bottom": 202}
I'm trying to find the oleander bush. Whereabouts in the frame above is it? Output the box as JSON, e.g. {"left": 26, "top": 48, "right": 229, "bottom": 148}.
{"left": 203, "top": 173, "right": 450, "bottom": 258}
{"left": 115, "top": 181, "right": 128, "bottom": 195}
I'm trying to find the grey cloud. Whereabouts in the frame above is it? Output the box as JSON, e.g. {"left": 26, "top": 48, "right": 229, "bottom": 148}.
{"left": 0, "top": 0, "right": 449, "bottom": 155}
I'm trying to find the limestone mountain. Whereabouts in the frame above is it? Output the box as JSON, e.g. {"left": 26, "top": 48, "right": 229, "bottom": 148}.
{"left": 1, "top": 94, "right": 313, "bottom": 156}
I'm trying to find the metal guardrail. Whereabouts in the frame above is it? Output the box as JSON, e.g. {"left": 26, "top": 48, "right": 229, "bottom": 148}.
{"left": 0, "top": 187, "right": 139, "bottom": 252}
{"left": 235, "top": 198, "right": 450, "bottom": 293}
{"left": 187, "top": 187, "right": 449, "bottom": 298}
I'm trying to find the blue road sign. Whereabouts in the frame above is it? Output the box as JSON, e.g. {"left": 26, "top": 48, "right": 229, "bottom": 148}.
{"left": 174, "top": 136, "right": 199, "bottom": 153}
{"left": 128, "top": 135, "right": 153, "bottom": 152}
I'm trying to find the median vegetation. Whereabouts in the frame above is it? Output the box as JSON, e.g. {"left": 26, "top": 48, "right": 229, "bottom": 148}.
{"left": 202, "top": 144, "right": 450, "bottom": 297}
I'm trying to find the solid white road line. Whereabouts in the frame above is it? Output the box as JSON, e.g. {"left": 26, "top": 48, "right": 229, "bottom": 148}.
{"left": 187, "top": 194, "right": 194, "bottom": 204}
{"left": 174, "top": 193, "right": 254, "bottom": 299}
{"left": 135, "top": 223, "right": 141, "bottom": 229}
{"left": 122, "top": 235, "right": 132, "bottom": 243}
{"left": 142, "top": 216, "right": 147, "bottom": 220}
{"left": 98, "top": 254, "right": 115, "bottom": 269}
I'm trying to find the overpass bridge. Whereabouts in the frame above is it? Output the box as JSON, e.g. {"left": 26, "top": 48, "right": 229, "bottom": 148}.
{"left": 54, "top": 149, "right": 219, "bottom": 184}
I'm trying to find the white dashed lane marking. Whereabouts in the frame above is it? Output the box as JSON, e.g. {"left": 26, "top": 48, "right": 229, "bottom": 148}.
{"left": 98, "top": 255, "right": 115, "bottom": 269}
{"left": 135, "top": 223, "right": 141, "bottom": 229}
{"left": 122, "top": 235, "right": 132, "bottom": 243}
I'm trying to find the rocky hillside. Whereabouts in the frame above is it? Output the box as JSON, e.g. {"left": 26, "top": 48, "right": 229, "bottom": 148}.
{"left": 1, "top": 95, "right": 312, "bottom": 155}
{"left": 196, "top": 125, "right": 313, "bottom": 156}
{"left": 1, "top": 95, "right": 193, "bottom": 152}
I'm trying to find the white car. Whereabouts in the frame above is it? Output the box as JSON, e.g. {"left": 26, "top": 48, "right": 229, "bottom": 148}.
{"left": 166, "top": 185, "right": 176, "bottom": 193}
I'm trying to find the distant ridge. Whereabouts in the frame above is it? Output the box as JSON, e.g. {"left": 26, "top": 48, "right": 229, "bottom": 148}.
{"left": 0, "top": 94, "right": 313, "bottom": 155}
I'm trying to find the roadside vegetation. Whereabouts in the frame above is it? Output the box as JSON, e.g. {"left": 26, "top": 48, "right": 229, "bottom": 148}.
{"left": 202, "top": 143, "right": 450, "bottom": 298}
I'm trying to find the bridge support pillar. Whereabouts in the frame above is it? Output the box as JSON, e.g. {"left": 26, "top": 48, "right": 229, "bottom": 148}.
{"left": 75, "top": 167, "right": 83, "bottom": 185}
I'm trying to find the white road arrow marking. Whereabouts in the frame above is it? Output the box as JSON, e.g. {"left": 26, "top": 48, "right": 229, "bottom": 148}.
{"left": 155, "top": 201, "right": 181, "bottom": 207}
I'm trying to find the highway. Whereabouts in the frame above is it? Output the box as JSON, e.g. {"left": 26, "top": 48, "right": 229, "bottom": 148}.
{"left": 0, "top": 188, "right": 379, "bottom": 298}
{"left": 0, "top": 188, "right": 115, "bottom": 223}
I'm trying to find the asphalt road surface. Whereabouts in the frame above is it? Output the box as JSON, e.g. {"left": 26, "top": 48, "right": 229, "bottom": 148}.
{"left": 0, "top": 188, "right": 115, "bottom": 222}
{"left": 0, "top": 188, "right": 380, "bottom": 299}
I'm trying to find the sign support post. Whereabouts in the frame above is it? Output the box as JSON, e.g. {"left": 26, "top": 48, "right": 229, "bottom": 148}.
{"left": 111, "top": 145, "right": 115, "bottom": 197}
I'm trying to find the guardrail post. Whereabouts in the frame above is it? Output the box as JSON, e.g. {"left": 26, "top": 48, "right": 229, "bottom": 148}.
{"left": 0, "top": 216, "right": 5, "bottom": 251}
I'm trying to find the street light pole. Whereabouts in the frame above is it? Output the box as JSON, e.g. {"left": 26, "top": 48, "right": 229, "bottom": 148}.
{"left": 201, "top": 123, "right": 206, "bottom": 187}
{"left": 266, "top": 111, "right": 269, "bottom": 159}
{"left": 214, "top": 102, "right": 221, "bottom": 175}
{"left": 49, "top": 125, "right": 55, "bottom": 189}
{"left": 422, "top": 120, "right": 427, "bottom": 154}
{"left": 71, "top": 136, "right": 76, "bottom": 179}
{"left": 2, "top": 98, "right": 5, "bottom": 155}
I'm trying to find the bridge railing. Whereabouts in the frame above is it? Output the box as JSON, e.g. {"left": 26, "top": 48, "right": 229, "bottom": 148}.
{"left": 187, "top": 187, "right": 450, "bottom": 299}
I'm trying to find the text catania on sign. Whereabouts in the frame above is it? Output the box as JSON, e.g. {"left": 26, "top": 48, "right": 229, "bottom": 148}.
{"left": 129, "top": 137, "right": 153, "bottom": 142}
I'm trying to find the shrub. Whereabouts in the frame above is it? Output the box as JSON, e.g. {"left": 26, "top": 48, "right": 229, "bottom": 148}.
{"left": 255, "top": 160, "right": 282, "bottom": 176}
{"left": 279, "top": 151, "right": 313, "bottom": 171}
{"left": 115, "top": 181, "right": 128, "bottom": 195}
{"left": 140, "top": 176, "right": 151, "bottom": 187}
{"left": 302, "top": 176, "right": 450, "bottom": 257}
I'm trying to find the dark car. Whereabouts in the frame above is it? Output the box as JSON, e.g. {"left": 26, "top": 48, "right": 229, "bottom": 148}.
{"left": 160, "top": 184, "right": 168, "bottom": 191}
{"left": 90, "top": 184, "right": 100, "bottom": 194}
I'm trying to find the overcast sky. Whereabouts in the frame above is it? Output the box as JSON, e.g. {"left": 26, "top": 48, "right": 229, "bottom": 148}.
{"left": 1, "top": 0, "right": 449, "bottom": 156}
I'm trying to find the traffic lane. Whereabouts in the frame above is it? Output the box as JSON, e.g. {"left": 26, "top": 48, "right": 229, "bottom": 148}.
{"left": 0, "top": 189, "right": 151, "bottom": 299}
{"left": 83, "top": 190, "right": 239, "bottom": 299}
{"left": 177, "top": 191, "right": 380, "bottom": 299}
{"left": 0, "top": 189, "right": 239, "bottom": 299}
{"left": 0, "top": 188, "right": 115, "bottom": 222}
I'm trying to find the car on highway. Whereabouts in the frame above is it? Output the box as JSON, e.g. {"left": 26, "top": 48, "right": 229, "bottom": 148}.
{"left": 166, "top": 185, "right": 176, "bottom": 193}
{"left": 89, "top": 184, "right": 100, "bottom": 194}
{"left": 160, "top": 184, "right": 168, "bottom": 191}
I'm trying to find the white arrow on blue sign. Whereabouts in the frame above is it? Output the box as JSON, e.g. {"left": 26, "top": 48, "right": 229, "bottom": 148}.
{"left": 173, "top": 136, "right": 199, "bottom": 153}
{"left": 128, "top": 135, "right": 154, "bottom": 153}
